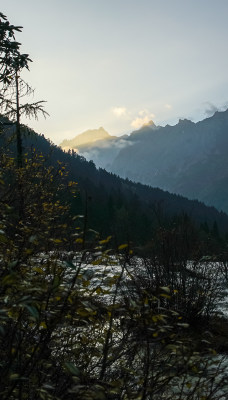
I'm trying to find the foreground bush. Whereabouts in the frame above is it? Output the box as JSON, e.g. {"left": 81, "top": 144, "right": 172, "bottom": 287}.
{"left": 0, "top": 152, "right": 228, "bottom": 399}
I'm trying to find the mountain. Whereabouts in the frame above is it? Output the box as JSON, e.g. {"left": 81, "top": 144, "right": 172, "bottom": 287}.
{"left": 60, "top": 126, "right": 131, "bottom": 170}
{"left": 1, "top": 120, "right": 228, "bottom": 251}
{"left": 109, "top": 110, "right": 228, "bottom": 213}
{"left": 60, "top": 127, "right": 114, "bottom": 151}
{"left": 67, "top": 110, "right": 228, "bottom": 214}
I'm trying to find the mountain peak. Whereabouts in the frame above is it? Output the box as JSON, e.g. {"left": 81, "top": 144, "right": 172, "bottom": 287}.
{"left": 142, "top": 120, "right": 156, "bottom": 128}
{"left": 60, "top": 127, "right": 111, "bottom": 150}
{"left": 178, "top": 118, "right": 194, "bottom": 125}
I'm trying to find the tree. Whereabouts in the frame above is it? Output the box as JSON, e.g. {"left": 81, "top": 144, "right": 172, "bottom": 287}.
{"left": 0, "top": 12, "right": 24, "bottom": 84}
{"left": 0, "top": 12, "right": 48, "bottom": 168}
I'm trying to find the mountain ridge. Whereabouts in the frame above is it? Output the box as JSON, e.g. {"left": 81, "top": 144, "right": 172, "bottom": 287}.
{"left": 1, "top": 120, "right": 228, "bottom": 244}
{"left": 60, "top": 127, "right": 115, "bottom": 151}
{"left": 60, "top": 109, "right": 228, "bottom": 214}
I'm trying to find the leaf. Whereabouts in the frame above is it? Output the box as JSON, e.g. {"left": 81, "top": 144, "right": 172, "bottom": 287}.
{"left": 25, "top": 305, "right": 39, "bottom": 320}
{"left": 34, "top": 267, "right": 44, "bottom": 274}
{"left": 8, "top": 260, "right": 18, "bottom": 269}
{"left": 99, "top": 235, "right": 112, "bottom": 245}
{"left": 160, "top": 293, "right": 171, "bottom": 299}
{"left": 53, "top": 238, "right": 62, "bottom": 244}
{"left": 29, "top": 235, "right": 37, "bottom": 243}
{"left": 177, "top": 323, "right": 189, "bottom": 328}
{"left": 118, "top": 244, "right": 128, "bottom": 250}
{"left": 75, "top": 238, "right": 83, "bottom": 243}
{"left": 160, "top": 286, "right": 170, "bottom": 293}
{"left": 65, "top": 362, "right": 80, "bottom": 376}
{"left": 2, "top": 273, "right": 17, "bottom": 285}
{"left": 96, "top": 287, "right": 102, "bottom": 295}
{"left": 10, "top": 374, "right": 20, "bottom": 380}
{"left": 64, "top": 260, "right": 77, "bottom": 270}
{"left": 52, "top": 276, "right": 60, "bottom": 290}
{"left": 92, "top": 258, "right": 103, "bottom": 265}
{"left": 191, "top": 366, "right": 198, "bottom": 373}
{"left": 0, "top": 233, "right": 7, "bottom": 243}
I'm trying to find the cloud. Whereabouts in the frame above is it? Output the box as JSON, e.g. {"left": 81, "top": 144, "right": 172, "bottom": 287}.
{"left": 131, "top": 111, "right": 155, "bottom": 130}
{"left": 138, "top": 109, "right": 149, "bottom": 117}
{"left": 112, "top": 107, "right": 128, "bottom": 117}
{"left": 204, "top": 102, "right": 219, "bottom": 117}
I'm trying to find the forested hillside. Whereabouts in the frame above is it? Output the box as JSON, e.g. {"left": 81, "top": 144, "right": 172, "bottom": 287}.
{"left": 1, "top": 121, "right": 228, "bottom": 253}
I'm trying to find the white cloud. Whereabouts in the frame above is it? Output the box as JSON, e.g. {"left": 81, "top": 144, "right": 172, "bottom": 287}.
{"left": 112, "top": 106, "right": 128, "bottom": 117}
{"left": 131, "top": 111, "right": 155, "bottom": 129}
{"left": 138, "top": 109, "right": 149, "bottom": 117}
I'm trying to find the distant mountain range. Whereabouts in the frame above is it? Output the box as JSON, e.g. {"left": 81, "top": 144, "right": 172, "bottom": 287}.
{"left": 1, "top": 119, "right": 228, "bottom": 247}
{"left": 60, "top": 110, "right": 228, "bottom": 214}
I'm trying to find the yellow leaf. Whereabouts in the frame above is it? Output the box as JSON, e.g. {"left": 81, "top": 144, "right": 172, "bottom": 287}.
{"left": 25, "top": 249, "right": 33, "bottom": 255}
{"left": 192, "top": 366, "right": 198, "bottom": 373}
{"left": 40, "top": 321, "right": 47, "bottom": 329}
{"left": 118, "top": 244, "right": 128, "bottom": 250}
{"left": 160, "top": 293, "right": 171, "bottom": 299}
{"left": 75, "top": 238, "right": 83, "bottom": 243}
{"left": 99, "top": 235, "right": 112, "bottom": 244}
{"left": 53, "top": 239, "right": 62, "bottom": 244}
{"left": 10, "top": 374, "right": 19, "bottom": 380}
{"left": 92, "top": 258, "right": 103, "bottom": 265}
{"left": 96, "top": 287, "right": 102, "bottom": 295}
{"left": 34, "top": 267, "right": 44, "bottom": 274}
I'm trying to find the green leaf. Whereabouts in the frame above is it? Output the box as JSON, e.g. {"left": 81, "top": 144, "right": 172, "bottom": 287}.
{"left": 25, "top": 305, "right": 39, "bottom": 320}
{"left": 64, "top": 260, "right": 77, "bottom": 270}
{"left": 0, "top": 233, "right": 7, "bottom": 243}
{"left": 65, "top": 362, "right": 80, "bottom": 376}
{"left": 52, "top": 276, "right": 60, "bottom": 290}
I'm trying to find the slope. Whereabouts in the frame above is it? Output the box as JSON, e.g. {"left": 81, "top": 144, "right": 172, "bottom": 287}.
{"left": 109, "top": 110, "right": 228, "bottom": 213}
{"left": 1, "top": 123, "right": 228, "bottom": 250}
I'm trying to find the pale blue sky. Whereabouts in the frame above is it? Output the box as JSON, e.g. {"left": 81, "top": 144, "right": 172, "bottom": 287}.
{"left": 2, "top": 0, "right": 228, "bottom": 143}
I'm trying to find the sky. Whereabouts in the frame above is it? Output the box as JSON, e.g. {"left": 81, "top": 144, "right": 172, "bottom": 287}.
{"left": 1, "top": 0, "right": 228, "bottom": 144}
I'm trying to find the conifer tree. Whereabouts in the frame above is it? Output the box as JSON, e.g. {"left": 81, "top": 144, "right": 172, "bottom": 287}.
{"left": 0, "top": 12, "right": 48, "bottom": 167}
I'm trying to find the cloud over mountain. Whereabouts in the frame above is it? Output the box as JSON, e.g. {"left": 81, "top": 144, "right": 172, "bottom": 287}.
{"left": 131, "top": 110, "right": 155, "bottom": 129}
